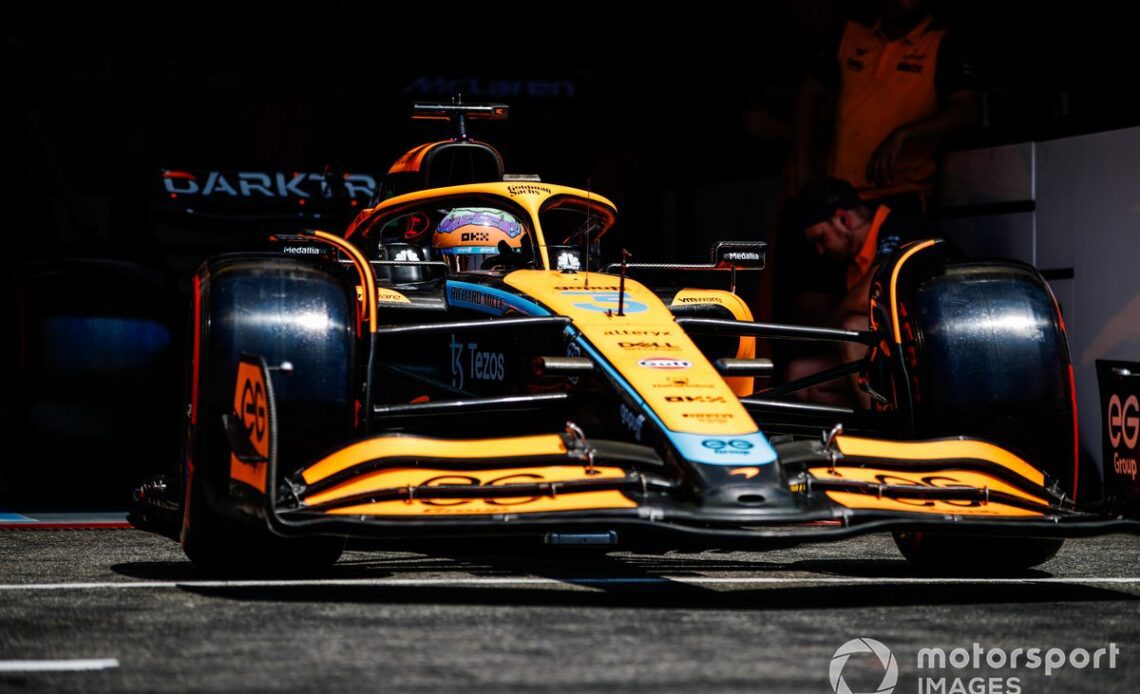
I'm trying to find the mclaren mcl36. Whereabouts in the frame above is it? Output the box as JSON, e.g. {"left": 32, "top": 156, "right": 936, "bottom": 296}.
{"left": 132, "top": 101, "right": 1140, "bottom": 574}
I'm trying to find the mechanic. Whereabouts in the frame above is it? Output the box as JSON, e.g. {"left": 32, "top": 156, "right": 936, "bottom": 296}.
{"left": 432, "top": 206, "right": 526, "bottom": 272}
{"left": 788, "top": 0, "right": 980, "bottom": 211}
{"left": 784, "top": 177, "right": 933, "bottom": 405}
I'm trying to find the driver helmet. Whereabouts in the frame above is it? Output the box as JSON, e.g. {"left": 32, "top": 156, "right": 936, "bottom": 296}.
{"left": 432, "top": 207, "right": 524, "bottom": 271}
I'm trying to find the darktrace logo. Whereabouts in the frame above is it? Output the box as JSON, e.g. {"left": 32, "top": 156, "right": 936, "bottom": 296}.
{"left": 160, "top": 169, "right": 376, "bottom": 200}
{"left": 830, "top": 638, "right": 898, "bottom": 694}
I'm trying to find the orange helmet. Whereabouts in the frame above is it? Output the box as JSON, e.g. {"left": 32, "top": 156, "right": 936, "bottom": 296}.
{"left": 432, "top": 207, "right": 524, "bottom": 271}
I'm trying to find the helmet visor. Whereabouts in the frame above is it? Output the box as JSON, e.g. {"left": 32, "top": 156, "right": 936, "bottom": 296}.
{"left": 440, "top": 246, "right": 500, "bottom": 272}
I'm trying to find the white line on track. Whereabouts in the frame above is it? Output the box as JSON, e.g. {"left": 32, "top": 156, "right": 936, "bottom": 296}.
{"left": 0, "top": 577, "right": 1138, "bottom": 591}
{"left": 0, "top": 659, "right": 119, "bottom": 672}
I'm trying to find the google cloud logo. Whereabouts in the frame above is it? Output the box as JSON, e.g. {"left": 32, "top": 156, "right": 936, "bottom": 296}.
{"left": 830, "top": 638, "right": 898, "bottom": 694}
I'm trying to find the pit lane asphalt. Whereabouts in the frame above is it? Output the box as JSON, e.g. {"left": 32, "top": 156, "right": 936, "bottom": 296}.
{"left": 0, "top": 530, "right": 1136, "bottom": 693}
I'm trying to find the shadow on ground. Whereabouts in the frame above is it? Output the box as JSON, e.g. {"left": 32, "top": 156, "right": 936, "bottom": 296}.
{"left": 109, "top": 550, "right": 1135, "bottom": 610}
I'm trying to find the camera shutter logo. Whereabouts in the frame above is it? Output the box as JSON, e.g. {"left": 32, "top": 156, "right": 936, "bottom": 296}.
{"left": 829, "top": 638, "right": 898, "bottom": 694}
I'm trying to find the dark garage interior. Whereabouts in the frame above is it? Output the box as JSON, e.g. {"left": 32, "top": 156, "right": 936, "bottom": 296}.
{"left": 5, "top": 1, "right": 1138, "bottom": 507}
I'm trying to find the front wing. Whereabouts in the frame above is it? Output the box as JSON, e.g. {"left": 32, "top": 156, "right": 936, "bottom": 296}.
{"left": 230, "top": 356, "right": 1140, "bottom": 548}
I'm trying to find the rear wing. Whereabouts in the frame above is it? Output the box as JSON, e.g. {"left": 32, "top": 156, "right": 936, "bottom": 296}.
{"left": 412, "top": 100, "right": 509, "bottom": 142}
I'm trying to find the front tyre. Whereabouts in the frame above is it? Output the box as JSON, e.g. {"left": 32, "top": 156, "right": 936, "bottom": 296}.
{"left": 181, "top": 254, "right": 353, "bottom": 574}
{"left": 872, "top": 243, "right": 1073, "bottom": 572}
{"left": 181, "top": 472, "right": 345, "bottom": 575}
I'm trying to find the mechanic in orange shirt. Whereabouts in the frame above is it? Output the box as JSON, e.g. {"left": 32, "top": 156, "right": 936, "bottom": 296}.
{"left": 784, "top": 177, "right": 932, "bottom": 405}
{"left": 788, "top": 0, "right": 980, "bottom": 210}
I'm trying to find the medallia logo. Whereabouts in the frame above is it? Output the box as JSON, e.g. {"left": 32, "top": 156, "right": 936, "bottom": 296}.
{"left": 830, "top": 638, "right": 898, "bottom": 694}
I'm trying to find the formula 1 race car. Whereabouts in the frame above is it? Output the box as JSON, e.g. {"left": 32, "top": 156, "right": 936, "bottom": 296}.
{"left": 132, "top": 101, "right": 1140, "bottom": 574}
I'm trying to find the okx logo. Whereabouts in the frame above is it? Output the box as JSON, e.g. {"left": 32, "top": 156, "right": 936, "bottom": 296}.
{"left": 830, "top": 638, "right": 898, "bottom": 694}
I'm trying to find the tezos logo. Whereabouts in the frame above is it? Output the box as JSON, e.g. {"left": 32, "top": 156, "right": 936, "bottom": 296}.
{"left": 1107, "top": 394, "right": 1139, "bottom": 449}
{"left": 830, "top": 638, "right": 898, "bottom": 694}
{"left": 448, "top": 335, "right": 506, "bottom": 389}
{"left": 638, "top": 358, "right": 691, "bottom": 370}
